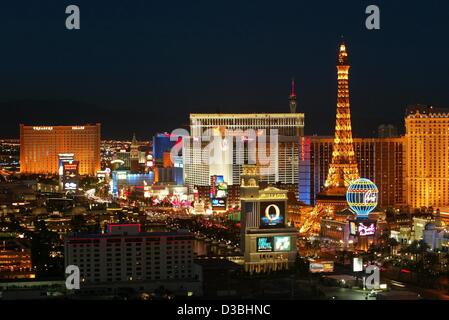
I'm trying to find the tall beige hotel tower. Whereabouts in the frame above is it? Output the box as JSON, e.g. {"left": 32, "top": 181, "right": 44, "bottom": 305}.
{"left": 20, "top": 124, "right": 101, "bottom": 176}
{"left": 405, "top": 106, "right": 449, "bottom": 209}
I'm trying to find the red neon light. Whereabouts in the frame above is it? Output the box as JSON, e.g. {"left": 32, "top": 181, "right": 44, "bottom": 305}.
{"left": 400, "top": 269, "right": 411, "bottom": 273}
{"left": 290, "top": 78, "right": 296, "bottom": 97}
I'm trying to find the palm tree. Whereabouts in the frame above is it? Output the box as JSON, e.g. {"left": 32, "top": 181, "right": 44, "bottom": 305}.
{"left": 388, "top": 237, "right": 399, "bottom": 256}
{"left": 417, "top": 240, "right": 430, "bottom": 262}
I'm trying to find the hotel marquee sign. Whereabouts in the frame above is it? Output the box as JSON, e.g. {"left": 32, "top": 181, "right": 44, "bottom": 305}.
{"left": 33, "top": 126, "right": 53, "bottom": 131}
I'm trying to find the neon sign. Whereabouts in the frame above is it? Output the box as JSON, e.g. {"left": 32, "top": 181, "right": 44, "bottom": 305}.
{"left": 357, "top": 221, "right": 376, "bottom": 236}
{"left": 33, "top": 126, "right": 53, "bottom": 131}
{"left": 346, "top": 178, "right": 378, "bottom": 218}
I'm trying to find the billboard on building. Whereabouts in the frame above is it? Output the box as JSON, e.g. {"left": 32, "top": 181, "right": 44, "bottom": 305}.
{"left": 273, "top": 236, "right": 291, "bottom": 251}
{"left": 210, "top": 175, "right": 227, "bottom": 199}
{"left": 353, "top": 257, "right": 363, "bottom": 272}
{"left": 260, "top": 201, "right": 285, "bottom": 228}
{"left": 62, "top": 161, "right": 79, "bottom": 191}
{"left": 349, "top": 220, "right": 376, "bottom": 237}
{"left": 358, "top": 221, "right": 377, "bottom": 237}
{"left": 211, "top": 198, "right": 226, "bottom": 210}
{"left": 309, "top": 261, "right": 334, "bottom": 273}
{"left": 257, "top": 237, "right": 273, "bottom": 252}
{"left": 216, "top": 179, "right": 228, "bottom": 199}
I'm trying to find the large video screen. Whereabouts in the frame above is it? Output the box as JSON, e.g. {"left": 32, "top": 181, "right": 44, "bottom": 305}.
{"left": 211, "top": 198, "right": 226, "bottom": 210}
{"left": 210, "top": 175, "right": 228, "bottom": 199}
{"left": 257, "top": 237, "right": 273, "bottom": 252}
{"left": 63, "top": 161, "right": 79, "bottom": 191}
{"left": 260, "top": 201, "right": 285, "bottom": 229}
{"left": 273, "top": 236, "right": 291, "bottom": 252}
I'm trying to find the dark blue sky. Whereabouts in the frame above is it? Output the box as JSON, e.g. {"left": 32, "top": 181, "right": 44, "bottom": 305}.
{"left": 0, "top": 0, "right": 448, "bottom": 139}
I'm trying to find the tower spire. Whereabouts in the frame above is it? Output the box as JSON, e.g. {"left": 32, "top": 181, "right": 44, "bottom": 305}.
{"left": 290, "top": 78, "right": 296, "bottom": 97}
{"left": 338, "top": 36, "right": 349, "bottom": 66}
{"left": 324, "top": 39, "right": 359, "bottom": 189}
{"left": 289, "top": 78, "right": 297, "bottom": 113}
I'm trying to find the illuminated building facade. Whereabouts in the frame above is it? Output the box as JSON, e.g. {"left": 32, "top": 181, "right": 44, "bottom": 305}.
{"left": 190, "top": 113, "right": 304, "bottom": 137}
{"left": 319, "top": 218, "right": 351, "bottom": 247}
{"left": 0, "top": 239, "right": 35, "bottom": 280}
{"left": 20, "top": 124, "right": 101, "bottom": 176}
{"left": 315, "top": 39, "right": 359, "bottom": 212}
{"left": 300, "top": 136, "right": 405, "bottom": 208}
{"left": 184, "top": 112, "right": 304, "bottom": 191}
{"left": 194, "top": 184, "right": 240, "bottom": 211}
{"left": 240, "top": 165, "right": 297, "bottom": 273}
{"left": 115, "top": 150, "right": 131, "bottom": 170}
{"left": 152, "top": 133, "right": 183, "bottom": 185}
{"left": 130, "top": 133, "right": 140, "bottom": 173}
{"left": 65, "top": 224, "right": 198, "bottom": 285}
{"left": 111, "top": 171, "right": 154, "bottom": 199}
{"left": 153, "top": 133, "right": 178, "bottom": 160}
{"left": 325, "top": 39, "right": 359, "bottom": 189}
{"left": 405, "top": 105, "right": 449, "bottom": 208}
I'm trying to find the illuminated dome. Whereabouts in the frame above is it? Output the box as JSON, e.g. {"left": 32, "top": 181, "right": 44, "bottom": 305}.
{"left": 425, "top": 223, "right": 436, "bottom": 231}
{"left": 346, "top": 178, "right": 378, "bottom": 218}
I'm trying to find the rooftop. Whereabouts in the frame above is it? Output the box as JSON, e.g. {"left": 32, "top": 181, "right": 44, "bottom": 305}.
{"left": 190, "top": 113, "right": 304, "bottom": 119}
{"left": 406, "top": 105, "right": 449, "bottom": 118}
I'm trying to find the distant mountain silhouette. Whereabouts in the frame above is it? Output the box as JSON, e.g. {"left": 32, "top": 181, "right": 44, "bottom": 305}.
{"left": 0, "top": 99, "right": 180, "bottom": 140}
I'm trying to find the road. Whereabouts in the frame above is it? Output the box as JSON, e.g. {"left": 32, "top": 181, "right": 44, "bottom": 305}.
{"left": 382, "top": 274, "right": 449, "bottom": 300}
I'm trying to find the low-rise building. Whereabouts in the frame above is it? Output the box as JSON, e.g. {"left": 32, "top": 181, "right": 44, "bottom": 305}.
{"left": 64, "top": 224, "right": 202, "bottom": 295}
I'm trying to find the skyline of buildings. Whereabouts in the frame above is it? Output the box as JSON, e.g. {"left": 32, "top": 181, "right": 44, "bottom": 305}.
{"left": 1, "top": 38, "right": 449, "bottom": 302}
{"left": 7, "top": 108, "right": 449, "bottom": 211}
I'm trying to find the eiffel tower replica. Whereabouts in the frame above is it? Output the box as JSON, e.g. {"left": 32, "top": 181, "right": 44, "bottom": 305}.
{"left": 316, "top": 38, "right": 360, "bottom": 215}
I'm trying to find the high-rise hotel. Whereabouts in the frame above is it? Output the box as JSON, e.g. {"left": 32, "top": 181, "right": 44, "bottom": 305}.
{"left": 183, "top": 112, "right": 304, "bottom": 190}
{"left": 405, "top": 105, "right": 449, "bottom": 209}
{"left": 20, "top": 124, "right": 101, "bottom": 176}
{"left": 183, "top": 87, "right": 305, "bottom": 192}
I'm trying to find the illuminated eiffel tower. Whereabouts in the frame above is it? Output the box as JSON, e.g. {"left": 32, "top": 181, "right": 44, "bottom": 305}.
{"left": 315, "top": 38, "right": 360, "bottom": 214}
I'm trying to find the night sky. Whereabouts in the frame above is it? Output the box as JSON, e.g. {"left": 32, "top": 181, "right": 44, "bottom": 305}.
{"left": 0, "top": 0, "right": 448, "bottom": 139}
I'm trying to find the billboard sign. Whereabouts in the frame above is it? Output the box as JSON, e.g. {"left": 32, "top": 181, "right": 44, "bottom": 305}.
{"left": 62, "top": 161, "right": 79, "bottom": 191}
{"left": 273, "top": 236, "right": 291, "bottom": 252}
{"left": 350, "top": 220, "right": 377, "bottom": 237}
{"left": 309, "top": 261, "right": 334, "bottom": 273}
{"left": 257, "top": 237, "right": 273, "bottom": 252}
{"left": 358, "top": 221, "right": 376, "bottom": 237}
{"left": 260, "top": 201, "right": 285, "bottom": 228}
{"left": 353, "top": 257, "right": 363, "bottom": 272}
{"left": 210, "top": 175, "right": 227, "bottom": 199}
{"left": 211, "top": 198, "right": 226, "bottom": 210}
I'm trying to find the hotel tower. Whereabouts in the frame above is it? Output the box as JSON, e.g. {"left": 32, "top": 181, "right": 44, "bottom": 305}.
{"left": 405, "top": 105, "right": 449, "bottom": 209}
{"left": 20, "top": 124, "right": 101, "bottom": 176}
